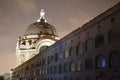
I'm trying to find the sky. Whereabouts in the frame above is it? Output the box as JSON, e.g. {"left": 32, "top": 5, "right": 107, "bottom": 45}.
{"left": 0, "top": 0, "right": 119, "bottom": 75}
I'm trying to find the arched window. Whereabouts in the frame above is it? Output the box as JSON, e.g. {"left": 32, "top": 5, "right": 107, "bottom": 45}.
{"left": 70, "top": 62, "right": 75, "bottom": 72}
{"left": 39, "top": 69, "right": 42, "bottom": 75}
{"left": 55, "top": 53, "right": 58, "bottom": 62}
{"left": 59, "top": 52, "right": 63, "bottom": 60}
{"left": 58, "top": 64, "right": 62, "bottom": 73}
{"left": 96, "top": 55, "right": 106, "bottom": 68}
{"left": 50, "top": 66, "right": 53, "bottom": 74}
{"left": 110, "top": 51, "right": 120, "bottom": 67}
{"left": 108, "top": 27, "right": 120, "bottom": 44}
{"left": 47, "top": 67, "right": 49, "bottom": 74}
{"left": 54, "top": 65, "right": 57, "bottom": 73}
{"left": 39, "top": 46, "right": 49, "bottom": 52}
{"left": 76, "top": 61, "right": 82, "bottom": 71}
{"left": 21, "top": 54, "right": 25, "bottom": 63}
{"left": 64, "top": 63, "right": 68, "bottom": 72}
{"left": 69, "top": 47, "right": 72, "bottom": 57}
{"left": 85, "top": 58, "right": 93, "bottom": 70}
{"left": 69, "top": 46, "right": 75, "bottom": 57}
{"left": 95, "top": 34, "right": 104, "bottom": 48}
{"left": 76, "top": 42, "right": 83, "bottom": 55}
{"left": 47, "top": 56, "right": 50, "bottom": 64}
{"left": 112, "top": 76, "right": 120, "bottom": 80}
{"left": 64, "top": 49, "right": 69, "bottom": 58}
{"left": 85, "top": 38, "right": 94, "bottom": 52}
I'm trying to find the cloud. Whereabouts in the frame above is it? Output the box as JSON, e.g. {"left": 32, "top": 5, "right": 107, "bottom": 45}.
{"left": 14, "top": 0, "right": 37, "bottom": 13}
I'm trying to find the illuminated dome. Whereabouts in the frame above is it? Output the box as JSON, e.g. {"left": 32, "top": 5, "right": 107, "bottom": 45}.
{"left": 24, "top": 21, "right": 58, "bottom": 36}
{"left": 16, "top": 9, "right": 59, "bottom": 66}
{"left": 24, "top": 9, "right": 58, "bottom": 37}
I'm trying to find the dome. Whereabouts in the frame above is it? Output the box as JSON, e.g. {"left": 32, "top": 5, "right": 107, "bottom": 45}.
{"left": 24, "top": 21, "right": 58, "bottom": 36}
{"left": 24, "top": 9, "right": 58, "bottom": 37}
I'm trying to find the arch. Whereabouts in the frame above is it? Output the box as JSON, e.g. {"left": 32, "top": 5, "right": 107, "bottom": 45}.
{"left": 110, "top": 51, "right": 120, "bottom": 67}
{"left": 64, "top": 49, "right": 69, "bottom": 58}
{"left": 85, "top": 38, "right": 94, "bottom": 52}
{"left": 36, "top": 39, "right": 55, "bottom": 53}
{"left": 69, "top": 62, "right": 75, "bottom": 72}
{"left": 64, "top": 63, "right": 68, "bottom": 72}
{"left": 76, "top": 61, "right": 82, "bottom": 71}
{"left": 58, "top": 64, "right": 62, "bottom": 73}
{"left": 108, "top": 27, "right": 120, "bottom": 44}
{"left": 85, "top": 58, "right": 93, "bottom": 70}
{"left": 95, "top": 34, "right": 104, "bottom": 48}
{"left": 21, "top": 54, "right": 25, "bottom": 63}
{"left": 54, "top": 53, "right": 58, "bottom": 62}
{"left": 39, "top": 46, "right": 49, "bottom": 52}
{"left": 96, "top": 55, "right": 106, "bottom": 68}
{"left": 76, "top": 42, "right": 83, "bottom": 55}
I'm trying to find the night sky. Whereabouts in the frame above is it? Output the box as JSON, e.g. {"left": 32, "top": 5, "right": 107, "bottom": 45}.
{"left": 0, "top": 0, "right": 119, "bottom": 75}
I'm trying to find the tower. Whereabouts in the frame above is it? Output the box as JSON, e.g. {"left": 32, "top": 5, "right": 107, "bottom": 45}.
{"left": 16, "top": 9, "right": 59, "bottom": 66}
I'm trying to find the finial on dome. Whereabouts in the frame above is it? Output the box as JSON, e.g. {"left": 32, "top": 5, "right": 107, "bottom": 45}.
{"left": 37, "top": 9, "right": 47, "bottom": 22}
{"left": 40, "top": 9, "right": 45, "bottom": 19}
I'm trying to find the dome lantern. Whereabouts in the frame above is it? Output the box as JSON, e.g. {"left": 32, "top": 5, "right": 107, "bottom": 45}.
{"left": 37, "top": 9, "right": 47, "bottom": 22}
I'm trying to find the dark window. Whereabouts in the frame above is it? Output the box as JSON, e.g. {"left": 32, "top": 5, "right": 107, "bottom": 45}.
{"left": 95, "top": 35, "right": 104, "bottom": 48}
{"left": 59, "top": 64, "right": 62, "bottom": 73}
{"left": 51, "top": 55, "right": 54, "bottom": 63}
{"left": 47, "top": 67, "right": 49, "bottom": 74}
{"left": 110, "top": 51, "right": 120, "bottom": 67}
{"left": 59, "top": 52, "right": 63, "bottom": 60}
{"left": 69, "top": 47, "right": 72, "bottom": 57}
{"left": 111, "top": 17, "right": 115, "bottom": 23}
{"left": 55, "top": 53, "right": 58, "bottom": 62}
{"left": 54, "top": 65, "right": 57, "bottom": 73}
{"left": 96, "top": 55, "right": 106, "bottom": 68}
{"left": 70, "top": 62, "right": 75, "bottom": 72}
{"left": 47, "top": 56, "right": 50, "bottom": 64}
{"left": 42, "top": 58, "right": 45, "bottom": 66}
{"left": 50, "top": 66, "right": 53, "bottom": 74}
{"left": 108, "top": 28, "right": 120, "bottom": 44}
{"left": 76, "top": 43, "right": 82, "bottom": 55}
{"left": 69, "top": 46, "right": 75, "bottom": 57}
{"left": 85, "top": 59, "right": 93, "bottom": 70}
{"left": 85, "top": 38, "right": 94, "bottom": 52}
{"left": 64, "top": 63, "right": 68, "bottom": 72}
{"left": 28, "top": 40, "right": 32, "bottom": 45}
{"left": 39, "top": 46, "right": 49, "bottom": 52}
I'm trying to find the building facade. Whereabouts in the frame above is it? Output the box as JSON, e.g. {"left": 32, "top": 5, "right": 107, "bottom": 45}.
{"left": 12, "top": 3, "right": 120, "bottom": 80}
